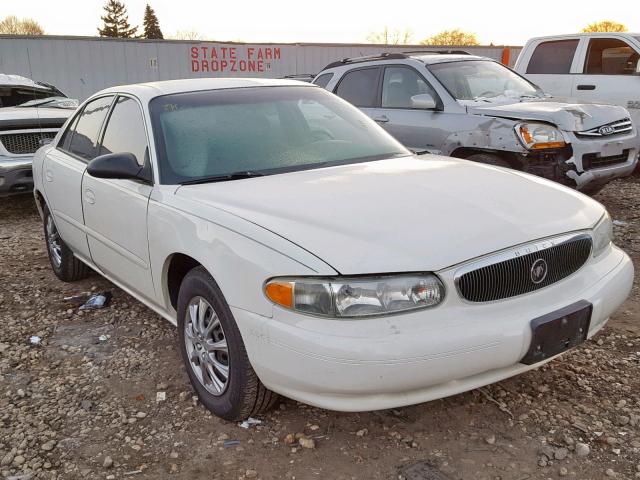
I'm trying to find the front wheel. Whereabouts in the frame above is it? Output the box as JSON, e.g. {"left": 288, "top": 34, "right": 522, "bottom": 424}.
{"left": 177, "top": 266, "right": 278, "bottom": 421}
{"left": 43, "top": 205, "right": 89, "bottom": 282}
{"left": 466, "top": 153, "right": 512, "bottom": 169}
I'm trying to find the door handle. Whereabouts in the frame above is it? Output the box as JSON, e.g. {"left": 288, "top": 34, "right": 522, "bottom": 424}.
{"left": 45, "top": 170, "right": 53, "bottom": 182}
{"left": 577, "top": 84, "right": 596, "bottom": 91}
{"left": 373, "top": 115, "right": 389, "bottom": 123}
{"left": 84, "top": 188, "right": 95, "bottom": 205}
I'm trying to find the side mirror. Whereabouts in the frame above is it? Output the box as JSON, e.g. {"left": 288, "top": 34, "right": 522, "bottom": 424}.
{"left": 410, "top": 93, "right": 437, "bottom": 110}
{"left": 87, "top": 153, "right": 152, "bottom": 183}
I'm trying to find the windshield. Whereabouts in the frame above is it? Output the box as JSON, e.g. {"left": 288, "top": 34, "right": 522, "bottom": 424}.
{"left": 0, "top": 86, "right": 64, "bottom": 108}
{"left": 150, "top": 86, "right": 410, "bottom": 184}
{"left": 429, "top": 60, "right": 541, "bottom": 101}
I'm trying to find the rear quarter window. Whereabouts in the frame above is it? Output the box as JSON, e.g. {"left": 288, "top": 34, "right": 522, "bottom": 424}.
{"left": 526, "top": 40, "right": 579, "bottom": 74}
{"left": 312, "top": 73, "right": 334, "bottom": 89}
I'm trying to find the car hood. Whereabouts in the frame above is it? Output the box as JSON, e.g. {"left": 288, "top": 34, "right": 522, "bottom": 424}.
{"left": 466, "top": 99, "right": 629, "bottom": 132}
{"left": 0, "top": 106, "right": 75, "bottom": 121}
{"left": 175, "top": 156, "right": 603, "bottom": 274}
{"left": 0, "top": 106, "right": 74, "bottom": 129}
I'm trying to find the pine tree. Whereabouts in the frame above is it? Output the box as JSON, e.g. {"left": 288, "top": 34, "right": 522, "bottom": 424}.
{"left": 98, "top": 0, "right": 138, "bottom": 38}
{"left": 143, "top": 4, "right": 163, "bottom": 39}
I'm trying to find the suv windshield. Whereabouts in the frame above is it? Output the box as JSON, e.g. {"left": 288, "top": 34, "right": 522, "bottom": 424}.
{"left": 150, "top": 86, "right": 410, "bottom": 184}
{"left": 429, "top": 60, "right": 542, "bottom": 101}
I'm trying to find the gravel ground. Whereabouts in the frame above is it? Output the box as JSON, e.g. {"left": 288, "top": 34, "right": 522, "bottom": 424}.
{"left": 1, "top": 177, "right": 639, "bottom": 480}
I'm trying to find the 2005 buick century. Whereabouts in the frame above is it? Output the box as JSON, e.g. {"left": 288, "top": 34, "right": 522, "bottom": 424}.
{"left": 33, "top": 78, "right": 633, "bottom": 420}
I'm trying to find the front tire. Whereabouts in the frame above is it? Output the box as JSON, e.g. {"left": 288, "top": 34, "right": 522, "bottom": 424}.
{"left": 467, "top": 153, "right": 512, "bottom": 169}
{"left": 43, "top": 205, "right": 89, "bottom": 282}
{"left": 177, "top": 266, "right": 278, "bottom": 421}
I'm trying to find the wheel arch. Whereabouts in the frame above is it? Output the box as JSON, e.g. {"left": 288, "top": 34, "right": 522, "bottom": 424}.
{"left": 449, "top": 147, "right": 523, "bottom": 169}
{"left": 164, "top": 252, "right": 205, "bottom": 311}
{"left": 34, "top": 189, "right": 47, "bottom": 220}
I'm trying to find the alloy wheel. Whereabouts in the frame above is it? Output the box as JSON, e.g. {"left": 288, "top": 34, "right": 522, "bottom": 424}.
{"left": 46, "top": 214, "right": 62, "bottom": 268}
{"left": 184, "top": 296, "right": 230, "bottom": 395}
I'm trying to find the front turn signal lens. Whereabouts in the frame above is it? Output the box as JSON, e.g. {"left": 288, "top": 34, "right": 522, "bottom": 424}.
{"left": 265, "top": 281, "right": 293, "bottom": 308}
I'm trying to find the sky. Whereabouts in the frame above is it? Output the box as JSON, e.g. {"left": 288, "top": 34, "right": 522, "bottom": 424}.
{"left": 3, "top": 0, "right": 639, "bottom": 45}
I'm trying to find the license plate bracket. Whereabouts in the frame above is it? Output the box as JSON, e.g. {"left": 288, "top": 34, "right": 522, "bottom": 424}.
{"left": 520, "top": 300, "right": 592, "bottom": 365}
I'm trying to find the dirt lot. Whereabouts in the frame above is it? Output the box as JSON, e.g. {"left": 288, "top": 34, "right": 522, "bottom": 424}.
{"left": 1, "top": 178, "right": 639, "bottom": 480}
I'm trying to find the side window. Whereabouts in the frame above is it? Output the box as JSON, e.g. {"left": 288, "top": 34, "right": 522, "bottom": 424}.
{"left": 334, "top": 68, "right": 380, "bottom": 108}
{"left": 584, "top": 38, "right": 639, "bottom": 75}
{"left": 58, "top": 111, "right": 81, "bottom": 151}
{"left": 99, "top": 96, "right": 149, "bottom": 166}
{"left": 66, "top": 96, "right": 114, "bottom": 160}
{"left": 312, "top": 73, "right": 333, "bottom": 89}
{"left": 526, "top": 40, "right": 579, "bottom": 74}
{"left": 382, "top": 67, "right": 437, "bottom": 108}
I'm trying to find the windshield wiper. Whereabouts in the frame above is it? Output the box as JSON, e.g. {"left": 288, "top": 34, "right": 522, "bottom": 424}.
{"left": 179, "top": 171, "right": 265, "bottom": 185}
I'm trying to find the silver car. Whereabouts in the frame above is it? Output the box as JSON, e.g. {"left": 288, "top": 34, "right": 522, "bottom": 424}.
{"left": 314, "top": 53, "right": 638, "bottom": 193}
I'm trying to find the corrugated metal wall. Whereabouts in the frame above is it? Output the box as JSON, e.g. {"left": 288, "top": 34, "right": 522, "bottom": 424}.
{"left": 0, "top": 35, "right": 522, "bottom": 100}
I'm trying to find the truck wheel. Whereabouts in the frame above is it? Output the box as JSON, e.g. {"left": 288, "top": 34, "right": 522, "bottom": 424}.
{"left": 43, "top": 205, "right": 90, "bottom": 282}
{"left": 177, "top": 266, "right": 279, "bottom": 421}
{"left": 467, "top": 153, "right": 512, "bottom": 169}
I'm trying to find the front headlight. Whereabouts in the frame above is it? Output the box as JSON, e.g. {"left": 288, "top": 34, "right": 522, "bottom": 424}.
{"left": 515, "top": 122, "right": 567, "bottom": 150}
{"left": 264, "top": 274, "right": 445, "bottom": 318}
{"left": 592, "top": 212, "right": 613, "bottom": 257}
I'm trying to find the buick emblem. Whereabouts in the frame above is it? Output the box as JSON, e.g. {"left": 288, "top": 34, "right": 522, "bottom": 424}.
{"left": 530, "top": 258, "right": 548, "bottom": 284}
{"left": 598, "top": 125, "right": 615, "bottom": 136}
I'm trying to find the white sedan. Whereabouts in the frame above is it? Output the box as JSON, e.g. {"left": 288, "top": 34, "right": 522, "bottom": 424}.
{"left": 32, "top": 78, "right": 633, "bottom": 420}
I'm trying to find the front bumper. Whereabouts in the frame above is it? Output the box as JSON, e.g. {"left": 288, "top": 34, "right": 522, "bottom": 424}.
{"left": 0, "top": 156, "right": 34, "bottom": 196}
{"left": 233, "top": 245, "right": 633, "bottom": 412}
{"left": 566, "top": 133, "right": 638, "bottom": 190}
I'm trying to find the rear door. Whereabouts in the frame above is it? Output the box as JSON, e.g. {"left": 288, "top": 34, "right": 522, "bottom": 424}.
{"left": 373, "top": 65, "right": 448, "bottom": 153}
{"left": 333, "top": 67, "right": 382, "bottom": 120}
{"left": 82, "top": 95, "right": 155, "bottom": 301}
{"left": 82, "top": 95, "right": 156, "bottom": 301}
{"left": 571, "top": 36, "right": 640, "bottom": 126}
{"left": 43, "top": 95, "right": 114, "bottom": 260}
{"left": 522, "top": 38, "right": 580, "bottom": 97}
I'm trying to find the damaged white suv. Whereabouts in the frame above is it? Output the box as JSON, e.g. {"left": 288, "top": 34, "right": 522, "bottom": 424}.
{"left": 0, "top": 74, "right": 78, "bottom": 196}
{"left": 314, "top": 53, "right": 638, "bottom": 193}
{"left": 34, "top": 79, "right": 633, "bottom": 420}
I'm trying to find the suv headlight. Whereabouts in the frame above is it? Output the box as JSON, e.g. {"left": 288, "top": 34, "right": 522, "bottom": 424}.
{"left": 265, "top": 274, "right": 445, "bottom": 318}
{"left": 592, "top": 212, "right": 613, "bottom": 258}
{"left": 515, "top": 122, "right": 567, "bottom": 150}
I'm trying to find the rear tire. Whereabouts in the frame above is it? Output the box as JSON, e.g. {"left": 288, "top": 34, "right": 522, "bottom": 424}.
{"left": 177, "top": 266, "right": 278, "bottom": 421}
{"left": 43, "top": 205, "right": 89, "bottom": 282}
{"left": 467, "top": 153, "right": 512, "bottom": 169}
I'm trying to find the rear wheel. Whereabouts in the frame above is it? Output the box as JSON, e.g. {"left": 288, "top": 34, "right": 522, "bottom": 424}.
{"left": 43, "top": 205, "right": 89, "bottom": 282}
{"left": 467, "top": 153, "right": 512, "bottom": 169}
{"left": 177, "top": 266, "right": 278, "bottom": 421}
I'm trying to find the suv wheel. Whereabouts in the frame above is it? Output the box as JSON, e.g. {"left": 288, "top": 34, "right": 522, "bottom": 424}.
{"left": 467, "top": 153, "right": 512, "bottom": 169}
{"left": 177, "top": 266, "right": 278, "bottom": 421}
{"left": 43, "top": 205, "right": 90, "bottom": 282}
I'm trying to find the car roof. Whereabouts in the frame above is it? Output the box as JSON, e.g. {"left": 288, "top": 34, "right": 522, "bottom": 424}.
{"left": 320, "top": 52, "right": 492, "bottom": 72}
{"left": 526, "top": 32, "right": 640, "bottom": 41}
{"left": 97, "top": 78, "right": 315, "bottom": 102}
{"left": 409, "top": 54, "right": 487, "bottom": 64}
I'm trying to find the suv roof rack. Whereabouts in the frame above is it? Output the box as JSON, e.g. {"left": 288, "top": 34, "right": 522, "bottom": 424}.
{"left": 403, "top": 49, "right": 471, "bottom": 55}
{"left": 323, "top": 52, "right": 408, "bottom": 70}
{"left": 322, "top": 50, "right": 471, "bottom": 70}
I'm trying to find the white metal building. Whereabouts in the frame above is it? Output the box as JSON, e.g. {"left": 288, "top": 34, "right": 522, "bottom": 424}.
{"left": 0, "top": 35, "right": 522, "bottom": 100}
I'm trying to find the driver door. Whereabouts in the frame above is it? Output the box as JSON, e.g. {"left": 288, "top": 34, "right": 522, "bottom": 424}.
{"left": 82, "top": 95, "right": 156, "bottom": 302}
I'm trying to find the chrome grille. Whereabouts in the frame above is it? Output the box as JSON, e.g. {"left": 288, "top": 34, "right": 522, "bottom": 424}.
{"left": 456, "top": 235, "right": 592, "bottom": 302}
{"left": 576, "top": 118, "right": 633, "bottom": 137}
{"left": 0, "top": 131, "right": 56, "bottom": 154}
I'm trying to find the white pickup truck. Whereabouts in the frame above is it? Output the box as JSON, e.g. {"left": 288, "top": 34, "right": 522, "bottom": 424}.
{"left": 514, "top": 33, "right": 640, "bottom": 131}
